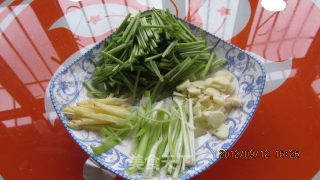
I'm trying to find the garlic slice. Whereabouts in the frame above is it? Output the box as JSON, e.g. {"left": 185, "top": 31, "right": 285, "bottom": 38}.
{"left": 176, "top": 79, "right": 190, "bottom": 91}
{"left": 204, "top": 88, "right": 221, "bottom": 97}
{"left": 173, "top": 91, "right": 186, "bottom": 97}
{"left": 210, "top": 123, "right": 229, "bottom": 139}
{"left": 203, "top": 111, "right": 226, "bottom": 129}
{"left": 192, "top": 80, "right": 206, "bottom": 89}
{"left": 187, "top": 86, "right": 201, "bottom": 96}
{"left": 226, "top": 97, "right": 242, "bottom": 108}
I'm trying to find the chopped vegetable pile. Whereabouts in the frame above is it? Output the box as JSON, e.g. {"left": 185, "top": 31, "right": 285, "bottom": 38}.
{"left": 173, "top": 70, "right": 242, "bottom": 139}
{"left": 127, "top": 92, "right": 196, "bottom": 178}
{"left": 87, "top": 9, "right": 225, "bottom": 102}
{"left": 62, "top": 97, "right": 134, "bottom": 154}
{"left": 62, "top": 9, "right": 243, "bottom": 179}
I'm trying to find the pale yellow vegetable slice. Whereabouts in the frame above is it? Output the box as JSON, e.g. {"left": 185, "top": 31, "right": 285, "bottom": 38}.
{"left": 71, "top": 118, "right": 111, "bottom": 126}
{"left": 197, "top": 94, "right": 204, "bottom": 99}
{"left": 204, "top": 88, "right": 221, "bottom": 97}
{"left": 183, "top": 99, "right": 189, "bottom": 114}
{"left": 226, "top": 97, "right": 242, "bottom": 108}
{"left": 92, "top": 101, "right": 131, "bottom": 119}
{"left": 203, "top": 111, "right": 226, "bottom": 129}
{"left": 207, "top": 77, "right": 230, "bottom": 92}
{"left": 198, "top": 96, "right": 212, "bottom": 107}
{"left": 194, "top": 117, "right": 208, "bottom": 137}
{"left": 176, "top": 79, "right": 190, "bottom": 91}
{"left": 82, "top": 112, "right": 124, "bottom": 122}
{"left": 67, "top": 119, "right": 108, "bottom": 130}
{"left": 210, "top": 123, "right": 229, "bottom": 139}
{"left": 205, "top": 70, "right": 236, "bottom": 94}
{"left": 191, "top": 80, "right": 206, "bottom": 89}
{"left": 214, "top": 71, "right": 233, "bottom": 82}
{"left": 181, "top": 89, "right": 188, "bottom": 95}
{"left": 71, "top": 106, "right": 124, "bottom": 122}
{"left": 187, "top": 86, "right": 201, "bottom": 96}
{"left": 76, "top": 100, "right": 91, "bottom": 106}
{"left": 173, "top": 91, "right": 186, "bottom": 97}
{"left": 73, "top": 106, "right": 102, "bottom": 115}
{"left": 77, "top": 103, "right": 106, "bottom": 113}
{"left": 80, "top": 124, "right": 106, "bottom": 131}
{"left": 193, "top": 102, "right": 202, "bottom": 118}
{"left": 212, "top": 96, "right": 225, "bottom": 106}
{"left": 206, "top": 105, "right": 216, "bottom": 112}
{"left": 62, "top": 106, "right": 75, "bottom": 114}
{"left": 95, "top": 98, "right": 129, "bottom": 105}
{"left": 204, "top": 78, "right": 215, "bottom": 87}
{"left": 226, "top": 83, "right": 236, "bottom": 95}
{"left": 67, "top": 121, "right": 81, "bottom": 130}
{"left": 78, "top": 103, "right": 96, "bottom": 109}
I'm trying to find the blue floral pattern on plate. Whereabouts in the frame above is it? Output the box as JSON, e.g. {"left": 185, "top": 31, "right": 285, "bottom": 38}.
{"left": 49, "top": 13, "right": 266, "bottom": 180}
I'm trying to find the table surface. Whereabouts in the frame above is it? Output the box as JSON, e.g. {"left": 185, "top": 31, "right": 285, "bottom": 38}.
{"left": 0, "top": 0, "right": 319, "bottom": 179}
